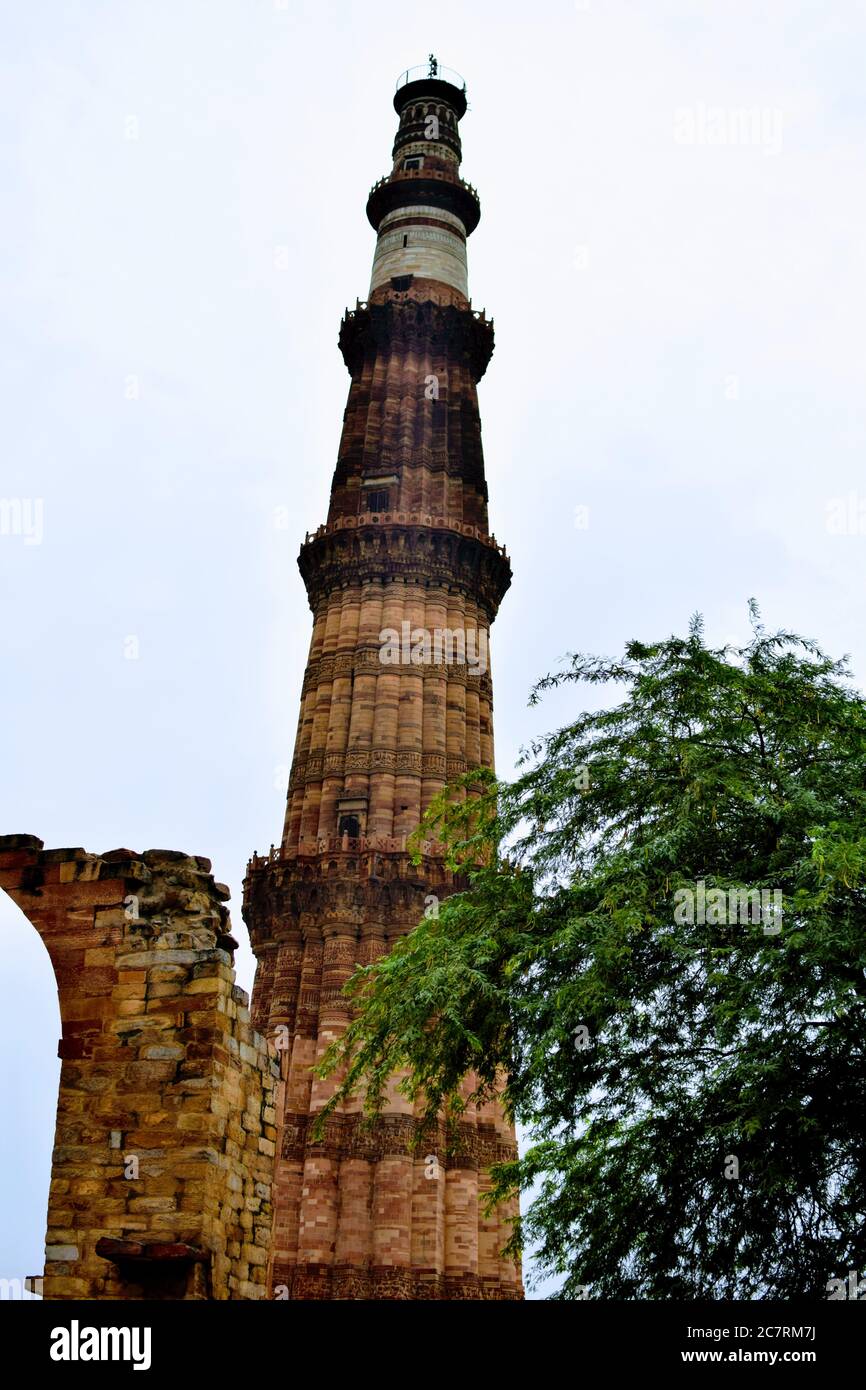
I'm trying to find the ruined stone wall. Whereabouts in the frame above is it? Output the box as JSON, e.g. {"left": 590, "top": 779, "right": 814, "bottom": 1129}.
{"left": 0, "top": 835, "right": 282, "bottom": 1300}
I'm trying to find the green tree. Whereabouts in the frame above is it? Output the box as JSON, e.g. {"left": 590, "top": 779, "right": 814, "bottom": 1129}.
{"left": 319, "top": 609, "right": 866, "bottom": 1298}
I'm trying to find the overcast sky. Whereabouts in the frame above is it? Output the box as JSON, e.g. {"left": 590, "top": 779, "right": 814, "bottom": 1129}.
{"left": 2, "top": 0, "right": 866, "bottom": 1299}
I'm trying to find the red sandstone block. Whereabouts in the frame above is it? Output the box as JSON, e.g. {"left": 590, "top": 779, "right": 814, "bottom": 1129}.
{"left": 43, "top": 1276, "right": 91, "bottom": 1297}
{"left": 62, "top": 1018, "right": 104, "bottom": 1037}
{"left": 176, "top": 1113, "right": 210, "bottom": 1132}
{"left": 45, "top": 880, "right": 129, "bottom": 906}
{"left": 95, "top": 1237, "right": 143, "bottom": 1258}
{"left": 0, "top": 851, "right": 42, "bottom": 877}
{"left": 144, "top": 993, "right": 193, "bottom": 1013}
{"left": 51, "top": 948, "right": 87, "bottom": 971}
{"left": 147, "top": 965, "right": 188, "bottom": 982}
{"left": 178, "top": 1051, "right": 214, "bottom": 1071}
{"left": 83, "top": 946, "right": 116, "bottom": 966}
{"left": 125, "top": 1061, "right": 177, "bottom": 1084}
{"left": 127, "top": 1196, "right": 178, "bottom": 1214}
{"left": 61, "top": 997, "right": 115, "bottom": 1022}
{"left": 80, "top": 1198, "right": 127, "bottom": 1216}
{"left": 137, "top": 1177, "right": 181, "bottom": 1197}
{"left": 146, "top": 1242, "right": 207, "bottom": 1262}
{"left": 80, "top": 967, "right": 118, "bottom": 994}
{"left": 113, "top": 983, "right": 147, "bottom": 1002}
{"left": 115, "top": 1000, "right": 150, "bottom": 1019}
{"left": 184, "top": 977, "right": 222, "bottom": 994}
{"left": 123, "top": 1129, "right": 178, "bottom": 1148}
{"left": 55, "top": 1093, "right": 86, "bottom": 1116}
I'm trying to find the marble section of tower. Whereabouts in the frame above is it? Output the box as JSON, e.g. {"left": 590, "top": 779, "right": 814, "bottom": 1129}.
{"left": 243, "top": 66, "right": 521, "bottom": 1300}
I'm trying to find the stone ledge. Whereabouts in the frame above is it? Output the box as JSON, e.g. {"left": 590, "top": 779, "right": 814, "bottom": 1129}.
{"left": 0, "top": 833, "right": 43, "bottom": 852}
{"left": 96, "top": 1237, "right": 208, "bottom": 1264}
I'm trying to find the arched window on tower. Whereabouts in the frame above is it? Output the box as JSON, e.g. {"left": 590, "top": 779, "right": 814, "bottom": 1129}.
{"left": 339, "top": 815, "right": 360, "bottom": 839}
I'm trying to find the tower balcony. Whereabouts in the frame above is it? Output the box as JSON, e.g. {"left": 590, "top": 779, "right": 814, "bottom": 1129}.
{"left": 247, "top": 832, "right": 446, "bottom": 869}
{"left": 242, "top": 836, "right": 469, "bottom": 955}
{"left": 339, "top": 297, "right": 494, "bottom": 380}
{"left": 366, "top": 170, "right": 481, "bottom": 235}
{"left": 297, "top": 514, "right": 512, "bottom": 620}
{"left": 395, "top": 63, "right": 467, "bottom": 94}
{"left": 302, "top": 511, "right": 508, "bottom": 560}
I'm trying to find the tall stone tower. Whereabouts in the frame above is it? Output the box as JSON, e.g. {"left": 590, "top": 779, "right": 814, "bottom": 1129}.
{"left": 243, "top": 60, "right": 521, "bottom": 1300}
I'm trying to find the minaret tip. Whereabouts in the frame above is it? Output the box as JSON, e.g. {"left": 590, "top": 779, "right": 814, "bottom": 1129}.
{"left": 394, "top": 60, "right": 467, "bottom": 103}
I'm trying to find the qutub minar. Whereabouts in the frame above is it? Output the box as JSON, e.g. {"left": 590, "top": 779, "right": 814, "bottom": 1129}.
{"left": 0, "top": 60, "right": 522, "bottom": 1300}
{"left": 244, "top": 56, "right": 520, "bottom": 1301}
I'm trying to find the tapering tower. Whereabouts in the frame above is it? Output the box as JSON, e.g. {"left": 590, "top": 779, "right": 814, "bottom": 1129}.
{"left": 243, "top": 60, "right": 521, "bottom": 1300}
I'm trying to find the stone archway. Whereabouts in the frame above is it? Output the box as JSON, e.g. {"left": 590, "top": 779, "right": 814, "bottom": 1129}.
{"left": 0, "top": 835, "right": 282, "bottom": 1300}
{"left": 0, "top": 877, "right": 59, "bottom": 1300}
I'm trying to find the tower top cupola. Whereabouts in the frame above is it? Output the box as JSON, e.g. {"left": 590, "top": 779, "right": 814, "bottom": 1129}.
{"left": 366, "top": 57, "right": 480, "bottom": 304}
{"left": 393, "top": 55, "right": 468, "bottom": 120}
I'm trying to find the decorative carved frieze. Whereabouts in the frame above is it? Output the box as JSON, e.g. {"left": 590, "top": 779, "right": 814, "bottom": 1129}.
{"left": 339, "top": 299, "right": 493, "bottom": 381}
{"left": 244, "top": 846, "right": 462, "bottom": 952}
{"left": 279, "top": 1110, "right": 517, "bottom": 1169}
{"left": 299, "top": 521, "right": 511, "bottom": 618}
{"left": 301, "top": 649, "right": 494, "bottom": 700}
{"left": 287, "top": 748, "right": 469, "bottom": 792}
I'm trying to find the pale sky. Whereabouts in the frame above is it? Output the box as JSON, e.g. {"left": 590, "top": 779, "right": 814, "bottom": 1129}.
{"left": 2, "top": 0, "right": 866, "bottom": 1299}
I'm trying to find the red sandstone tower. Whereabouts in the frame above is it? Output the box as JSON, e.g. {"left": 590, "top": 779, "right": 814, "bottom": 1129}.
{"left": 243, "top": 59, "right": 521, "bottom": 1300}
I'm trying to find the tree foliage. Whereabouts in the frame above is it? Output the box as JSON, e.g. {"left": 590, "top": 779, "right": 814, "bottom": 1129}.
{"left": 318, "top": 608, "right": 866, "bottom": 1298}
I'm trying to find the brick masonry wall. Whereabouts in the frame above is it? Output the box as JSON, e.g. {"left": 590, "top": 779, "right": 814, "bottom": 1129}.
{"left": 0, "top": 835, "right": 283, "bottom": 1300}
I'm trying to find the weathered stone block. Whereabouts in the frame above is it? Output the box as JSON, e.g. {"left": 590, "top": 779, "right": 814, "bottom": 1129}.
{"left": 0, "top": 838, "right": 280, "bottom": 1301}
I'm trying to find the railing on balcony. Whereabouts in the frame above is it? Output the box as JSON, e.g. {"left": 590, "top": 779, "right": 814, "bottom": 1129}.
{"left": 247, "top": 834, "right": 447, "bottom": 872}
{"left": 396, "top": 62, "right": 466, "bottom": 94}
{"left": 301, "top": 513, "right": 508, "bottom": 558}
{"left": 347, "top": 299, "right": 489, "bottom": 322}
{"left": 367, "top": 170, "right": 479, "bottom": 200}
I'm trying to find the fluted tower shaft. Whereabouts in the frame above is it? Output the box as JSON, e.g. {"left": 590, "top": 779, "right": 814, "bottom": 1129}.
{"left": 243, "top": 61, "right": 521, "bottom": 1301}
